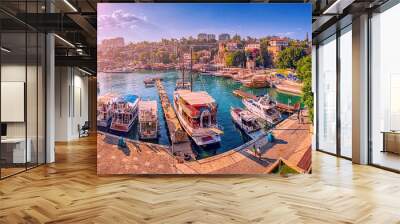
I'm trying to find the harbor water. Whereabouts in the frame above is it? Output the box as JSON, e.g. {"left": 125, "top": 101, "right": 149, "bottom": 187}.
{"left": 98, "top": 70, "right": 301, "bottom": 159}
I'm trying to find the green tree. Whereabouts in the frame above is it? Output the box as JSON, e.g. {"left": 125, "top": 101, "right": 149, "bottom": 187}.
{"left": 161, "top": 52, "right": 170, "bottom": 64}
{"left": 260, "top": 39, "right": 272, "bottom": 68}
{"left": 225, "top": 50, "right": 245, "bottom": 67}
{"left": 255, "top": 56, "right": 263, "bottom": 67}
{"left": 225, "top": 53, "right": 235, "bottom": 67}
{"left": 169, "top": 53, "right": 178, "bottom": 64}
{"left": 276, "top": 46, "right": 306, "bottom": 69}
{"left": 139, "top": 51, "right": 151, "bottom": 63}
{"left": 296, "top": 56, "right": 313, "bottom": 123}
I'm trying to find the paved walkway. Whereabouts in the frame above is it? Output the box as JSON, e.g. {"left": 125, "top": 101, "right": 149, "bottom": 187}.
{"left": 97, "top": 133, "right": 178, "bottom": 174}
{"left": 97, "top": 114, "right": 312, "bottom": 174}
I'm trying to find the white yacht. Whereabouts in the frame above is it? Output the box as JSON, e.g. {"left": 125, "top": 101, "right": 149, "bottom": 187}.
{"left": 242, "top": 95, "right": 281, "bottom": 125}
{"left": 230, "top": 107, "right": 261, "bottom": 135}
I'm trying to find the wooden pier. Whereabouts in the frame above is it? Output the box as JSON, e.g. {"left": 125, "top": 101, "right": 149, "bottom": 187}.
{"left": 232, "top": 89, "right": 300, "bottom": 113}
{"left": 155, "top": 79, "right": 196, "bottom": 161}
{"left": 233, "top": 89, "right": 257, "bottom": 100}
{"left": 273, "top": 80, "right": 303, "bottom": 96}
{"left": 276, "top": 102, "right": 300, "bottom": 114}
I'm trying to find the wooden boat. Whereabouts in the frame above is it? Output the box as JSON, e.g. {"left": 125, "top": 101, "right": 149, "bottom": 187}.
{"left": 242, "top": 95, "right": 281, "bottom": 125}
{"left": 233, "top": 71, "right": 252, "bottom": 81}
{"left": 144, "top": 78, "right": 155, "bottom": 87}
{"left": 138, "top": 100, "right": 158, "bottom": 139}
{"left": 110, "top": 95, "right": 139, "bottom": 133}
{"left": 173, "top": 90, "right": 223, "bottom": 146}
{"left": 213, "top": 71, "right": 224, "bottom": 77}
{"left": 242, "top": 75, "right": 270, "bottom": 88}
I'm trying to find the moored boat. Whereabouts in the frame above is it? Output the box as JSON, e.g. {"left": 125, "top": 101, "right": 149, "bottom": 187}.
{"left": 213, "top": 71, "right": 224, "bottom": 77}
{"left": 242, "top": 75, "right": 270, "bottom": 88}
{"left": 173, "top": 90, "right": 223, "bottom": 146}
{"left": 242, "top": 95, "right": 281, "bottom": 125}
{"left": 110, "top": 95, "right": 139, "bottom": 133}
{"left": 144, "top": 78, "right": 155, "bottom": 87}
{"left": 97, "top": 101, "right": 113, "bottom": 128}
{"left": 175, "top": 79, "right": 191, "bottom": 91}
{"left": 138, "top": 100, "right": 159, "bottom": 139}
{"left": 233, "top": 71, "right": 252, "bottom": 82}
{"left": 230, "top": 107, "right": 262, "bottom": 137}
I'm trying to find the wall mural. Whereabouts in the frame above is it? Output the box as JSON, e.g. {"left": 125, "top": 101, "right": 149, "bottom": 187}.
{"left": 97, "top": 3, "right": 312, "bottom": 175}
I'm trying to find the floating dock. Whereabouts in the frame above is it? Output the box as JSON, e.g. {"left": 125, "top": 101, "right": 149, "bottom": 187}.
{"left": 155, "top": 79, "right": 196, "bottom": 161}
{"left": 232, "top": 89, "right": 300, "bottom": 113}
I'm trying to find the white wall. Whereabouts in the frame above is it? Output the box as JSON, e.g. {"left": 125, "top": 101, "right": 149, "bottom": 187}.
{"left": 1, "top": 63, "right": 46, "bottom": 164}
{"left": 54, "top": 67, "right": 89, "bottom": 141}
{"left": 1, "top": 64, "right": 26, "bottom": 138}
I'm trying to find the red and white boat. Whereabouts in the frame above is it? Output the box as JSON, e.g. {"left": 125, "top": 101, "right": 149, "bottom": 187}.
{"left": 173, "top": 90, "right": 223, "bottom": 146}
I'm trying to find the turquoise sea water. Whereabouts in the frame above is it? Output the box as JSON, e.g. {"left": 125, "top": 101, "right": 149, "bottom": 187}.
{"left": 98, "top": 70, "right": 301, "bottom": 159}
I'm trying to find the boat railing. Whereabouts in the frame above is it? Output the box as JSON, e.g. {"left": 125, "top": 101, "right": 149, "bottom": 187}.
{"left": 208, "top": 123, "right": 224, "bottom": 134}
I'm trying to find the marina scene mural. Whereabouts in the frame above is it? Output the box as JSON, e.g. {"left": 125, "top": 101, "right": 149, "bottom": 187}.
{"left": 97, "top": 3, "right": 313, "bottom": 174}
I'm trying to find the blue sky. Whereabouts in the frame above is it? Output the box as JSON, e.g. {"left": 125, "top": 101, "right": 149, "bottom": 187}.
{"left": 98, "top": 3, "right": 311, "bottom": 43}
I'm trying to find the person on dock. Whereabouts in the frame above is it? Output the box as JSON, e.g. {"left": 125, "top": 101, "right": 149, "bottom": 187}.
{"left": 256, "top": 147, "right": 262, "bottom": 160}
{"left": 252, "top": 144, "right": 262, "bottom": 160}
{"left": 297, "top": 108, "right": 302, "bottom": 124}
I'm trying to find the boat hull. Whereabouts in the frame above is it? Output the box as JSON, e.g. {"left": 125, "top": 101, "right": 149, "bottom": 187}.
{"left": 97, "top": 118, "right": 111, "bottom": 128}
{"left": 139, "top": 132, "right": 158, "bottom": 140}
{"left": 139, "top": 123, "right": 158, "bottom": 140}
{"left": 145, "top": 84, "right": 155, "bottom": 88}
{"left": 110, "top": 113, "right": 136, "bottom": 133}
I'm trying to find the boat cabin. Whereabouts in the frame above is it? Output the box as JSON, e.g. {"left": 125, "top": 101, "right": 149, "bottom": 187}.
{"left": 175, "top": 90, "right": 217, "bottom": 129}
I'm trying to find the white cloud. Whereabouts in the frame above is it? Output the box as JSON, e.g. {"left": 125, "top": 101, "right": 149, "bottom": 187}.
{"left": 98, "top": 9, "right": 146, "bottom": 30}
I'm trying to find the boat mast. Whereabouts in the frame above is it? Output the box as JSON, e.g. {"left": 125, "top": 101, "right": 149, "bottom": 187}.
{"left": 190, "top": 47, "right": 193, "bottom": 92}
{"left": 179, "top": 48, "right": 185, "bottom": 85}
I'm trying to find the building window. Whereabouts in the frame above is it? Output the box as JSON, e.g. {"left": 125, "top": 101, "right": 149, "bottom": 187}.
{"left": 370, "top": 3, "right": 400, "bottom": 171}
{"left": 0, "top": 2, "right": 46, "bottom": 179}
{"left": 339, "top": 25, "right": 352, "bottom": 158}
{"left": 317, "top": 35, "right": 337, "bottom": 154}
